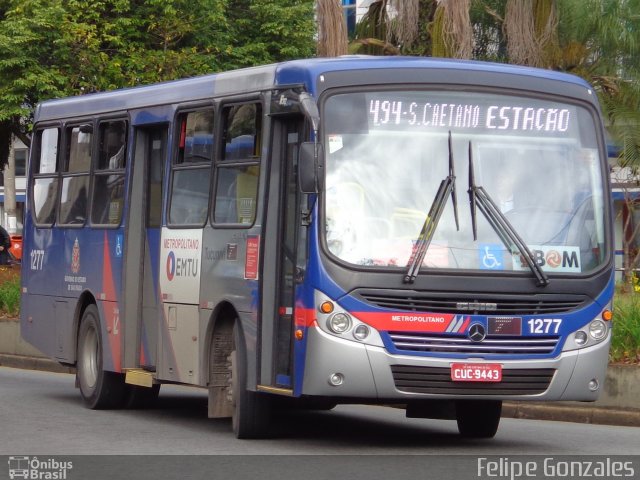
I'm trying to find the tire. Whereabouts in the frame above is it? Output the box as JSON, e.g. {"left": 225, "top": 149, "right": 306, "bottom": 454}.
{"left": 230, "top": 323, "right": 271, "bottom": 438}
{"left": 123, "top": 384, "right": 161, "bottom": 409}
{"left": 76, "top": 304, "right": 125, "bottom": 409}
{"left": 455, "top": 400, "right": 502, "bottom": 439}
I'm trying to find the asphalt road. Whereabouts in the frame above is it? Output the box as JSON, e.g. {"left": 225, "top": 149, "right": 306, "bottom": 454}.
{"left": 1, "top": 366, "right": 640, "bottom": 457}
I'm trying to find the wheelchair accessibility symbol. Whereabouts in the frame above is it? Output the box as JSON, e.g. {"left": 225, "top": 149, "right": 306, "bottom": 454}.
{"left": 479, "top": 244, "right": 503, "bottom": 270}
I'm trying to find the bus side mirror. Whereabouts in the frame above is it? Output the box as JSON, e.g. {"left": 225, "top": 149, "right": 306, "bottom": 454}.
{"left": 299, "top": 142, "right": 323, "bottom": 194}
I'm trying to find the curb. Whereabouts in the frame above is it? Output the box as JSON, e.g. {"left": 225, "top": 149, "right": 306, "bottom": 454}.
{"left": 0, "top": 353, "right": 75, "bottom": 374}
{"left": 503, "top": 402, "right": 640, "bottom": 427}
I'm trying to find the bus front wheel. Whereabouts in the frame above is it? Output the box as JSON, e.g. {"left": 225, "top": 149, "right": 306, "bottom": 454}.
{"left": 77, "top": 304, "right": 125, "bottom": 409}
{"left": 230, "top": 323, "right": 271, "bottom": 438}
{"left": 455, "top": 400, "right": 502, "bottom": 438}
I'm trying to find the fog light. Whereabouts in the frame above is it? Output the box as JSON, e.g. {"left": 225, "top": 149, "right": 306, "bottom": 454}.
{"left": 574, "top": 331, "right": 588, "bottom": 346}
{"left": 328, "top": 373, "right": 344, "bottom": 386}
{"left": 327, "top": 313, "right": 351, "bottom": 334}
{"left": 353, "top": 324, "right": 370, "bottom": 341}
{"left": 589, "top": 319, "right": 607, "bottom": 340}
{"left": 589, "top": 378, "right": 599, "bottom": 391}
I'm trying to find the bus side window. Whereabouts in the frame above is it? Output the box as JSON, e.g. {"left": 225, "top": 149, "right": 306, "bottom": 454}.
{"left": 59, "top": 125, "right": 92, "bottom": 226}
{"left": 91, "top": 120, "right": 127, "bottom": 226}
{"left": 213, "top": 102, "right": 261, "bottom": 225}
{"left": 168, "top": 109, "right": 213, "bottom": 226}
{"left": 32, "top": 127, "right": 60, "bottom": 226}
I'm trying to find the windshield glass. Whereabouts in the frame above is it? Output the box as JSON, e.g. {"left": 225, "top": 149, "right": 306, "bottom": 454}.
{"left": 323, "top": 90, "right": 607, "bottom": 275}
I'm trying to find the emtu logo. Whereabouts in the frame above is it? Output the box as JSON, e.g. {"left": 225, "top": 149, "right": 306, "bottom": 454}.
{"left": 165, "top": 251, "right": 199, "bottom": 281}
{"left": 166, "top": 251, "right": 176, "bottom": 281}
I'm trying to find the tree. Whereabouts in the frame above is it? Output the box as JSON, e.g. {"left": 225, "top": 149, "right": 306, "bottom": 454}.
{"left": 0, "top": 0, "right": 316, "bottom": 167}
{"left": 225, "top": 0, "right": 315, "bottom": 67}
{"left": 317, "top": 0, "right": 348, "bottom": 57}
{"left": 0, "top": 0, "right": 68, "bottom": 150}
{"left": 615, "top": 173, "right": 640, "bottom": 291}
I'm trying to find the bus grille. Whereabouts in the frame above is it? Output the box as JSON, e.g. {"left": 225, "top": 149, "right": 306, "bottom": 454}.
{"left": 391, "top": 365, "right": 555, "bottom": 395}
{"left": 356, "top": 290, "right": 586, "bottom": 315}
{"left": 388, "top": 332, "right": 559, "bottom": 355}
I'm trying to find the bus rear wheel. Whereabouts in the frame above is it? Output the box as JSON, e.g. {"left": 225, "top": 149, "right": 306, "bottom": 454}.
{"left": 77, "top": 304, "right": 125, "bottom": 409}
{"left": 229, "top": 323, "right": 271, "bottom": 438}
{"left": 455, "top": 400, "right": 502, "bottom": 438}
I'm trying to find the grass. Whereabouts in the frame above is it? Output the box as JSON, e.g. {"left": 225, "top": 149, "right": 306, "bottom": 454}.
{"left": 0, "top": 273, "right": 20, "bottom": 318}
{"left": 611, "top": 293, "right": 640, "bottom": 364}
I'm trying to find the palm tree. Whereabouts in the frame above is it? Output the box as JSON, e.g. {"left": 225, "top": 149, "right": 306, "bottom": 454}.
{"left": 317, "top": 0, "right": 349, "bottom": 57}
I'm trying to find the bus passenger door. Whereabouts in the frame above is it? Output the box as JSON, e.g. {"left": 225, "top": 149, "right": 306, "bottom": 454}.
{"left": 123, "top": 125, "right": 166, "bottom": 370}
{"left": 261, "top": 117, "right": 304, "bottom": 390}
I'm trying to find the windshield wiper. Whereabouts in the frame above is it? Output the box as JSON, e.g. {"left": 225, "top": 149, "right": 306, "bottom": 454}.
{"left": 404, "top": 132, "right": 459, "bottom": 284}
{"left": 467, "top": 141, "right": 549, "bottom": 287}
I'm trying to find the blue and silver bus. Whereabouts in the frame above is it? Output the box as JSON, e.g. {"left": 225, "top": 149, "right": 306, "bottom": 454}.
{"left": 21, "top": 57, "right": 614, "bottom": 438}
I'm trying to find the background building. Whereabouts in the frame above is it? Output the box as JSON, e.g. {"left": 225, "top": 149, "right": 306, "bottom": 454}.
{"left": 343, "top": 0, "right": 374, "bottom": 34}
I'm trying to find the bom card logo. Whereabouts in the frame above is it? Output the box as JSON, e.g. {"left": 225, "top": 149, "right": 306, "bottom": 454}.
{"left": 513, "top": 245, "right": 581, "bottom": 273}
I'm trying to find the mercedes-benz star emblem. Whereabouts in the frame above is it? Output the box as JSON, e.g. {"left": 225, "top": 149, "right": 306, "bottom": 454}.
{"left": 468, "top": 323, "right": 487, "bottom": 342}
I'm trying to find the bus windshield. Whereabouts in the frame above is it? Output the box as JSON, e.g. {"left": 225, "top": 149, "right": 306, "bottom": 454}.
{"left": 323, "top": 90, "right": 607, "bottom": 275}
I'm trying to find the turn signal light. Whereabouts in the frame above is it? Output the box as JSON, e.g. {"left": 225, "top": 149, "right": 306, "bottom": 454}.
{"left": 319, "top": 301, "right": 334, "bottom": 314}
{"left": 602, "top": 309, "right": 613, "bottom": 321}
{"left": 295, "top": 329, "right": 304, "bottom": 340}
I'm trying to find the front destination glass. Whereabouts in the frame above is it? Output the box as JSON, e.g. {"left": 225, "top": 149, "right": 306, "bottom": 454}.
{"left": 324, "top": 90, "right": 606, "bottom": 275}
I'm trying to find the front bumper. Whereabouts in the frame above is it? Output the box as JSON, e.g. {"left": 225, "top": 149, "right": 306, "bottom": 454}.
{"left": 301, "top": 326, "right": 610, "bottom": 401}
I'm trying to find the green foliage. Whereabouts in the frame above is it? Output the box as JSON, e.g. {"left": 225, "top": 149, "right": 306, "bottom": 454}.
{"left": 611, "top": 293, "right": 640, "bottom": 364}
{"left": 469, "top": 0, "right": 506, "bottom": 61}
{"left": 226, "top": 0, "right": 315, "bottom": 69}
{"left": 0, "top": 273, "right": 19, "bottom": 317}
{"left": 552, "top": 0, "right": 640, "bottom": 277}
{"left": 0, "top": 0, "right": 315, "bottom": 165}
{"left": 0, "top": 1, "right": 68, "bottom": 123}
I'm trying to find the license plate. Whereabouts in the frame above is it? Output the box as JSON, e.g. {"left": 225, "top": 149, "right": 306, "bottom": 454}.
{"left": 450, "top": 363, "right": 502, "bottom": 382}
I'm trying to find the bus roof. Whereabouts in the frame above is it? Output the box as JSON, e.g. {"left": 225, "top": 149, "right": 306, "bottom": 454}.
{"left": 34, "top": 56, "right": 593, "bottom": 123}
{"left": 275, "top": 55, "right": 592, "bottom": 90}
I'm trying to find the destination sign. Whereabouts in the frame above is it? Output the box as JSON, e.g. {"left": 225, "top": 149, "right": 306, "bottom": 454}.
{"left": 365, "top": 92, "right": 578, "bottom": 135}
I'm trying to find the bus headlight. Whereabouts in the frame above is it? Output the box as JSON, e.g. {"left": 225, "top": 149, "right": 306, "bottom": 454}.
{"left": 314, "top": 290, "right": 384, "bottom": 347}
{"left": 353, "top": 324, "right": 370, "bottom": 341}
{"left": 327, "top": 313, "right": 352, "bottom": 334}
{"left": 574, "top": 331, "right": 588, "bottom": 346}
{"left": 589, "top": 319, "right": 607, "bottom": 340}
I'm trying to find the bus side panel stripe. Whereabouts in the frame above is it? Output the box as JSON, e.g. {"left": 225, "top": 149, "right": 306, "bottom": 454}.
{"left": 102, "top": 233, "right": 122, "bottom": 372}
{"left": 295, "top": 306, "right": 316, "bottom": 327}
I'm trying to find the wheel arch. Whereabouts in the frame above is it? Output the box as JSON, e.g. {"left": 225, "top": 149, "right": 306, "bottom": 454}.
{"left": 71, "top": 290, "right": 98, "bottom": 366}
{"left": 204, "top": 301, "right": 239, "bottom": 387}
